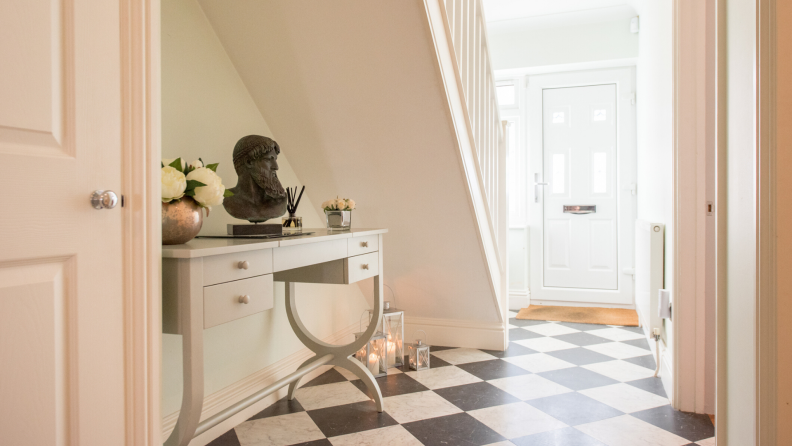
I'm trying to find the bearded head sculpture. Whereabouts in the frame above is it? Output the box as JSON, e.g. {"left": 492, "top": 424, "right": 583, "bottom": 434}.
{"left": 223, "top": 135, "right": 287, "bottom": 223}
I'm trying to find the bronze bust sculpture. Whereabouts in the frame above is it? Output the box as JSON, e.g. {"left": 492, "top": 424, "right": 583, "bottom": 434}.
{"left": 223, "top": 135, "right": 287, "bottom": 223}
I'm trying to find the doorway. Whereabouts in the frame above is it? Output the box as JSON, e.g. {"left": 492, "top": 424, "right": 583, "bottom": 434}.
{"left": 528, "top": 68, "right": 636, "bottom": 307}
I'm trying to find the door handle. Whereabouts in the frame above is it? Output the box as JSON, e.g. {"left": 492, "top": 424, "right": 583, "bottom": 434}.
{"left": 91, "top": 190, "right": 119, "bottom": 209}
{"left": 534, "top": 173, "right": 548, "bottom": 203}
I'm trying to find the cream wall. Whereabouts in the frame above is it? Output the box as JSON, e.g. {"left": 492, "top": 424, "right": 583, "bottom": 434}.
{"left": 160, "top": 0, "right": 370, "bottom": 416}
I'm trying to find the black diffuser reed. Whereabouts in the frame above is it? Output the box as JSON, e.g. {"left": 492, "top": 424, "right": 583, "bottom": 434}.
{"left": 286, "top": 185, "right": 304, "bottom": 217}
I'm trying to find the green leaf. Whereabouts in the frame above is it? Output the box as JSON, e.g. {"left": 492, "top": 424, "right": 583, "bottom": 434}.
{"left": 185, "top": 179, "right": 207, "bottom": 192}
{"left": 223, "top": 189, "right": 234, "bottom": 197}
{"left": 183, "top": 165, "right": 194, "bottom": 175}
{"left": 185, "top": 189, "right": 195, "bottom": 197}
{"left": 168, "top": 157, "right": 183, "bottom": 172}
{"left": 161, "top": 161, "right": 164, "bottom": 168}
{"left": 206, "top": 163, "right": 219, "bottom": 172}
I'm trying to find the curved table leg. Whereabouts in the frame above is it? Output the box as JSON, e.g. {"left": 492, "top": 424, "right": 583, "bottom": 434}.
{"left": 287, "top": 356, "right": 317, "bottom": 401}
{"left": 284, "top": 276, "right": 385, "bottom": 412}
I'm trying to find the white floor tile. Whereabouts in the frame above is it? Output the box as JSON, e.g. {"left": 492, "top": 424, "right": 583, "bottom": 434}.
{"left": 328, "top": 425, "right": 423, "bottom": 446}
{"left": 583, "top": 360, "right": 658, "bottom": 382}
{"left": 508, "top": 311, "right": 519, "bottom": 318}
{"left": 383, "top": 390, "right": 463, "bottom": 423}
{"left": 387, "top": 366, "right": 403, "bottom": 375}
{"left": 235, "top": 412, "right": 325, "bottom": 446}
{"left": 508, "top": 323, "right": 519, "bottom": 329}
{"left": 468, "top": 402, "right": 568, "bottom": 439}
{"left": 295, "top": 381, "right": 370, "bottom": 411}
{"left": 503, "top": 353, "right": 576, "bottom": 373}
{"left": 587, "top": 328, "right": 647, "bottom": 342}
{"left": 525, "top": 323, "right": 581, "bottom": 337}
{"left": 513, "top": 337, "right": 579, "bottom": 353}
{"left": 696, "top": 437, "right": 716, "bottom": 446}
{"left": 584, "top": 342, "right": 651, "bottom": 359}
{"left": 579, "top": 383, "right": 670, "bottom": 413}
{"left": 576, "top": 415, "right": 689, "bottom": 446}
{"left": 430, "top": 348, "right": 498, "bottom": 365}
{"left": 488, "top": 373, "right": 573, "bottom": 400}
{"left": 405, "top": 365, "right": 482, "bottom": 389}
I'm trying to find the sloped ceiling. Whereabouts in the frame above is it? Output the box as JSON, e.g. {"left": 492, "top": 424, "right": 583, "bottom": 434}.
{"left": 198, "top": 0, "right": 500, "bottom": 322}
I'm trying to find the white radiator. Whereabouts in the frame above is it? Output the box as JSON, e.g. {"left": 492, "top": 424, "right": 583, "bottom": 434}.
{"left": 635, "top": 220, "right": 665, "bottom": 337}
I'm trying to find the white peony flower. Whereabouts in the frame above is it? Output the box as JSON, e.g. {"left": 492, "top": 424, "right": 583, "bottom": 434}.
{"left": 189, "top": 159, "right": 203, "bottom": 169}
{"left": 186, "top": 167, "right": 226, "bottom": 208}
{"left": 346, "top": 199, "right": 356, "bottom": 210}
{"left": 162, "top": 157, "right": 186, "bottom": 171}
{"left": 162, "top": 166, "right": 187, "bottom": 202}
{"left": 336, "top": 198, "right": 348, "bottom": 210}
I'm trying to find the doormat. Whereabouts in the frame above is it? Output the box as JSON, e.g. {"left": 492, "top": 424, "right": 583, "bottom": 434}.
{"left": 516, "top": 305, "right": 639, "bottom": 327}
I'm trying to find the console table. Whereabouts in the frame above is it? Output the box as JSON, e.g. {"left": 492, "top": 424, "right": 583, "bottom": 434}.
{"left": 161, "top": 228, "right": 388, "bottom": 446}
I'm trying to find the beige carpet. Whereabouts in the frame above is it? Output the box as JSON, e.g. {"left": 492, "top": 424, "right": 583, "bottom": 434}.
{"left": 516, "top": 305, "right": 639, "bottom": 327}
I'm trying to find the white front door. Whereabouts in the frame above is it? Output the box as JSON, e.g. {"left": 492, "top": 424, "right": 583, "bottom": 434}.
{"left": 0, "top": 1, "right": 127, "bottom": 444}
{"left": 529, "top": 68, "right": 636, "bottom": 306}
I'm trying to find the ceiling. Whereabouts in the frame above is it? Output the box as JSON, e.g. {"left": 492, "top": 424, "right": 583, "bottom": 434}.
{"left": 482, "top": 0, "right": 637, "bottom": 23}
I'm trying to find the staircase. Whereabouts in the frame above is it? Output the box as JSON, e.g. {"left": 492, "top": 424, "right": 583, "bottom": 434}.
{"left": 199, "top": 0, "right": 509, "bottom": 349}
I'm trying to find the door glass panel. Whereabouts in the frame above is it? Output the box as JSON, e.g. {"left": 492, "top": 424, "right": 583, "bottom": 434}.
{"left": 591, "top": 152, "right": 607, "bottom": 194}
{"left": 552, "top": 153, "right": 565, "bottom": 194}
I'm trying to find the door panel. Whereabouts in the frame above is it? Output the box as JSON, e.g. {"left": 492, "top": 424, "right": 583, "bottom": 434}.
{"left": 529, "top": 68, "right": 636, "bottom": 306}
{"left": 0, "top": 1, "right": 126, "bottom": 444}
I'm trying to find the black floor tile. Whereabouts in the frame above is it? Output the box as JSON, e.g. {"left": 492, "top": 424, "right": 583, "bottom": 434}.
{"left": 630, "top": 405, "right": 715, "bottom": 442}
{"left": 509, "top": 317, "right": 549, "bottom": 327}
{"left": 624, "top": 354, "right": 657, "bottom": 370}
{"left": 401, "top": 412, "right": 505, "bottom": 446}
{"left": 625, "top": 377, "right": 668, "bottom": 398}
{"left": 546, "top": 348, "right": 614, "bottom": 366}
{"left": 301, "top": 368, "right": 348, "bottom": 388}
{"left": 622, "top": 337, "right": 651, "bottom": 350}
{"left": 557, "top": 322, "right": 609, "bottom": 331}
{"left": 205, "top": 428, "right": 241, "bottom": 446}
{"left": 350, "top": 373, "right": 428, "bottom": 398}
{"left": 248, "top": 396, "right": 304, "bottom": 421}
{"left": 433, "top": 381, "right": 520, "bottom": 411}
{"left": 526, "top": 392, "right": 623, "bottom": 426}
{"left": 538, "top": 366, "right": 619, "bottom": 391}
{"left": 482, "top": 342, "right": 538, "bottom": 358}
{"left": 509, "top": 328, "right": 544, "bottom": 341}
{"left": 290, "top": 440, "right": 333, "bottom": 446}
{"left": 619, "top": 325, "right": 645, "bottom": 334}
{"left": 511, "top": 427, "right": 608, "bottom": 446}
{"left": 455, "top": 359, "right": 531, "bottom": 380}
{"left": 552, "top": 332, "right": 611, "bottom": 347}
{"left": 428, "top": 354, "right": 452, "bottom": 368}
{"left": 306, "top": 400, "right": 398, "bottom": 438}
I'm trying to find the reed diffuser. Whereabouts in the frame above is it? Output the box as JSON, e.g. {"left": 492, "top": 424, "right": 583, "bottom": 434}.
{"left": 282, "top": 185, "right": 305, "bottom": 234}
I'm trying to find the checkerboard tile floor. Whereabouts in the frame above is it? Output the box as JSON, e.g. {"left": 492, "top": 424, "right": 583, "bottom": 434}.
{"left": 207, "top": 316, "right": 715, "bottom": 446}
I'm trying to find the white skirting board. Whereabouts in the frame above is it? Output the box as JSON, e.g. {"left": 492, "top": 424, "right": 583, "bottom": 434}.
{"left": 405, "top": 316, "right": 507, "bottom": 351}
{"left": 162, "top": 322, "right": 360, "bottom": 446}
{"left": 509, "top": 290, "right": 530, "bottom": 311}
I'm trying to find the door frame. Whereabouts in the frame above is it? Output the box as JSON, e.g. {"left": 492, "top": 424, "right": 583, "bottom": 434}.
{"left": 121, "top": 0, "right": 162, "bottom": 444}
{"left": 527, "top": 67, "right": 637, "bottom": 308}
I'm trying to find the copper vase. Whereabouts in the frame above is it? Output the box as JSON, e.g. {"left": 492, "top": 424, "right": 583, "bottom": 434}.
{"left": 162, "top": 199, "right": 203, "bottom": 245}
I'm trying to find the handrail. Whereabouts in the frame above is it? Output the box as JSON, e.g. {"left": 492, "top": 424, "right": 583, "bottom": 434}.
{"left": 424, "top": 0, "right": 508, "bottom": 323}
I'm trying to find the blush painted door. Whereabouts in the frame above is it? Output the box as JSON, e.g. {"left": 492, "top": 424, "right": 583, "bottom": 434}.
{"left": 0, "top": 1, "right": 126, "bottom": 445}
{"left": 529, "top": 69, "right": 636, "bottom": 306}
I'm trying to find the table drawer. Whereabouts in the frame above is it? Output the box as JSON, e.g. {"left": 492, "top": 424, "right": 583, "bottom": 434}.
{"left": 203, "top": 249, "right": 272, "bottom": 286}
{"left": 273, "top": 239, "right": 347, "bottom": 272}
{"left": 347, "top": 235, "right": 378, "bottom": 257}
{"left": 345, "top": 252, "right": 378, "bottom": 284}
{"left": 203, "top": 274, "right": 273, "bottom": 329}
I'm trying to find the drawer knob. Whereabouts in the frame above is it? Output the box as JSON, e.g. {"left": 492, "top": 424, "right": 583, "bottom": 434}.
{"left": 361, "top": 241, "right": 368, "bottom": 247}
{"left": 238, "top": 261, "right": 250, "bottom": 270}
{"left": 238, "top": 295, "right": 251, "bottom": 304}
{"left": 361, "top": 264, "right": 369, "bottom": 270}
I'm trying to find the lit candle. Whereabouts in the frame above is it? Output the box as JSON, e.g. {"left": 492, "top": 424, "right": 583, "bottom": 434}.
{"left": 368, "top": 353, "right": 379, "bottom": 375}
{"left": 387, "top": 335, "right": 396, "bottom": 366}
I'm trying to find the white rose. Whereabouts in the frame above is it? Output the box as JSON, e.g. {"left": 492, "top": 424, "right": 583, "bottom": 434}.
{"left": 336, "top": 198, "right": 348, "bottom": 210}
{"left": 186, "top": 167, "right": 225, "bottom": 208}
{"left": 346, "top": 199, "right": 356, "bottom": 210}
{"left": 162, "top": 157, "right": 185, "bottom": 171}
{"left": 162, "top": 166, "right": 187, "bottom": 202}
{"left": 189, "top": 159, "right": 203, "bottom": 169}
{"left": 321, "top": 200, "right": 331, "bottom": 210}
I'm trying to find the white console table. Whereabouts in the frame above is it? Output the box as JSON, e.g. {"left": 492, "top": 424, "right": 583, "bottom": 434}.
{"left": 161, "top": 228, "right": 388, "bottom": 446}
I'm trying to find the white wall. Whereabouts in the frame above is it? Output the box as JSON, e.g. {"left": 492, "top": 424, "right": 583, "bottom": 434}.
{"left": 489, "top": 18, "right": 638, "bottom": 70}
{"left": 197, "top": 0, "right": 505, "bottom": 349}
{"left": 160, "top": 0, "right": 370, "bottom": 417}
